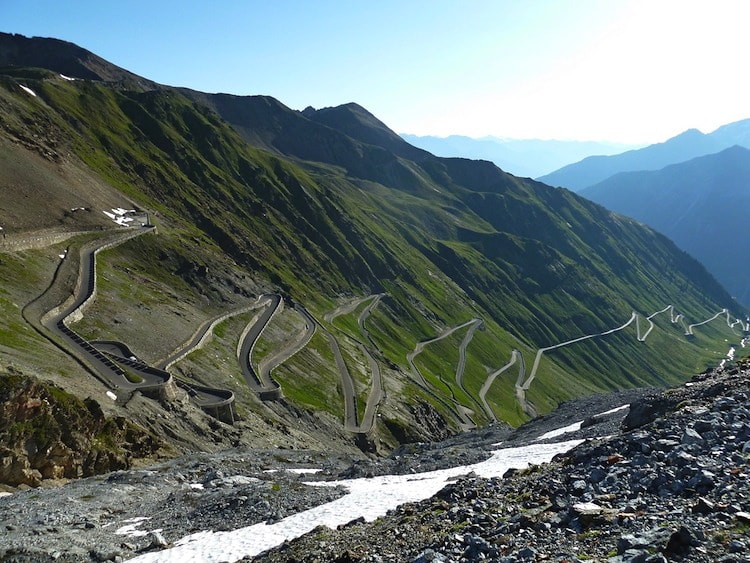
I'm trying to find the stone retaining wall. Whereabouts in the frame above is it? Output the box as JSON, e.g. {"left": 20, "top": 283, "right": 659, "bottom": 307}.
{"left": 0, "top": 229, "right": 91, "bottom": 252}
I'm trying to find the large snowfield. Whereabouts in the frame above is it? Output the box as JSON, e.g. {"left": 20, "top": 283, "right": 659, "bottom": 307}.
{"left": 128, "top": 438, "right": 583, "bottom": 562}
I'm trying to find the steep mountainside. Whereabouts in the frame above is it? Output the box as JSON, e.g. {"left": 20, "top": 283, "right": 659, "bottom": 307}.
{"left": 581, "top": 145, "right": 750, "bottom": 306}
{"left": 401, "top": 134, "right": 640, "bottom": 178}
{"left": 0, "top": 33, "right": 745, "bottom": 466}
{"left": 539, "top": 120, "right": 750, "bottom": 191}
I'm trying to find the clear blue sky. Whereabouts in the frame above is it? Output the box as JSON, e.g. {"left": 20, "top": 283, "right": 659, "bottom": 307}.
{"left": 3, "top": 0, "right": 749, "bottom": 143}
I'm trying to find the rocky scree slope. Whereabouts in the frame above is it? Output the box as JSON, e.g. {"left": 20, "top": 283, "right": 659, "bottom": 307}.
{"left": 0, "top": 447, "right": 355, "bottom": 562}
{"left": 251, "top": 364, "right": 750, "bottom": 563}
{"left": 0, "top": 371, "right": 162, "bottom": 488}
{"left": 0, "top": 365, "right": 747, "bottom": 562}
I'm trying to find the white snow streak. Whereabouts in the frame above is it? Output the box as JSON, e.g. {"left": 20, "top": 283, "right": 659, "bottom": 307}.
{"left": 103, "top": 208, "right": 137, "bottom": 226}
{"left": 534, "top": 404, "right": 630, "bottom": 442}
{"left": 19, "top": 84, "right": 37, "bottom": 97}
{"left": 535, "top": 421, "right": 583, "bottom": 441}
{"left": 129, "top": 439, "right": 582, "bottom": 563}
{"left": 116, "top": 517, "right": 153, "bottom": 537}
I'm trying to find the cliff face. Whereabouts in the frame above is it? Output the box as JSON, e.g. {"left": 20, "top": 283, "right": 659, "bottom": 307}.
{"left": 0, "top": 371, "right": 162, "bottom": 486}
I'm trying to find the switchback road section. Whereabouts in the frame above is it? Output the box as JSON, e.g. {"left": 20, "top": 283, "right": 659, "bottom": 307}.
{"left": 322, "top": 294, "right": 387, "bottom": 433}
{"left": 27, "top": 226, "right": 237, "bottom": 422}
{"left": 406, "top": 319, "right": 480, "bottom": 431}
{"left": 237, "top": 294, "right": 284, "bottom": 400}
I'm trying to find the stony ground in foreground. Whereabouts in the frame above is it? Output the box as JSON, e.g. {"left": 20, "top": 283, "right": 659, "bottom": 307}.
{"left": 0, "top": 366, "right": 748, "bottom": 562}
{"left": 250, "top": 366, "right": 750, "bottom": 563}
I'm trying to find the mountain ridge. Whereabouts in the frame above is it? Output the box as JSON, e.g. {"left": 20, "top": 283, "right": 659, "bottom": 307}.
{"left": 401, "top": 133, "right": 643, "bottom": 178}
{"left": 539, "top": 119, "right": 750, "bottom": 190}
{"left": 0, "top": 31, "right": 158, "bottom": 90}
{"left": 580, "top": 144, "right": 750, "bottom": 306}
{"left": 0, "top": 32, "right": 744, "bottom": 467}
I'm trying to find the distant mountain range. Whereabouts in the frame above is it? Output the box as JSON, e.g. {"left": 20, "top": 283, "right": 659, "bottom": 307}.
{"left": 539, "top": 120, "right": 750, "bottom": 191}
{"left": 580, "top": 145, "right": 750, "bottom": 306}
{"left": 407, "top": 121, "right": 750, "bottom": 309}
{"left": 400, "top": 134, "right": 640, "bottom": 179}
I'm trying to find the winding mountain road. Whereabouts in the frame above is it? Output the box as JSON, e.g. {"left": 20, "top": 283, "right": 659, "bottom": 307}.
{"left": 318, "top": 294, "right": 387, "bottom": 433}
{"left": 521, "top": 312, "right": 638, "bottom": 394}
{"left": 91, "top": 340, "right": 235, "bottom": 415}
{"left": 356, "top": 294, "right": 386, "bottom": 433}
{"left": 237, "top": 294, "right": 284, "bottom": 399}
{"left": 19, "top": 224, "right": 746, "bottom": 432}
{"left": 406, "top": 319, "right": 477, "bottom": 388}
{"left": 512, "top": 304, "right": 746, "bottom": 416}
{"left": 29, "top": 226, "right": 237, "bottom": 419}
{"left": 256, "top": 304, "right": 317, "bottom": 395}
{"left": 455, "top": 319, "right": 485, "bottom": 415}
{"left": 41, "top": 228, "right": 169, "bottom": 391}
{"left": 478, "top": 349, "right": 524, "bottom": 422}
{"left": 296, "top": 308, "right": 359, "bottom": 431}
{"left": 406, "top": 319, "right": 481, "bottom": 431}
{"left": 635, "top": 305, "right": 668, "bottom": 341}
{"left": 324, "top": 295, "right": 376, "bottom": 324}
{"left": 687, "top": 308, "right": 731, "bottom": 336}
{"left": 156, "top": 298, "right": 269, "bottom": 372}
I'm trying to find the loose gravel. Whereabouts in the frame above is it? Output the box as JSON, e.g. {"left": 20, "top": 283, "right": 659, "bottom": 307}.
{"left": 1, "top": 367, "right": 747, "bottom": 563}
{"left": 249, "top": 366, "right": 750, "bottom": 562}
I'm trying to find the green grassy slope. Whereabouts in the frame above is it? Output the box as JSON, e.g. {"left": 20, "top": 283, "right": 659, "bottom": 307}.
{"left": 0, "top": 66, "right": 744, "bottom": 440}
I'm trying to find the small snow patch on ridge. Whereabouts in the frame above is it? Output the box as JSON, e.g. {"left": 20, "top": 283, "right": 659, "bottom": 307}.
{"left": 103, "top": 208, "right": 137, "bottom": 226}
{"left": 116, "top": 516, "right": 152, "bottom": 537}
{"left": 19, "top": 85, "right": 37, "bottom": 97}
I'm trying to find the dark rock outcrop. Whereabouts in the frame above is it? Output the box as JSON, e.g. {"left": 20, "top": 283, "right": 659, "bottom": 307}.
{"left": 0, "top": 372, "right": 162, "bottom": 486}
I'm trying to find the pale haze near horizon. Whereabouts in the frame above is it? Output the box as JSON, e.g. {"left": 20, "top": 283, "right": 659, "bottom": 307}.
{"left": 2, "top": 0, "right": 748, "bottom": 144}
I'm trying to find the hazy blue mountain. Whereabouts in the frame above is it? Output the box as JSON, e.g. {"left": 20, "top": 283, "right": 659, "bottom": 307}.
{"left": 580, "top": 145, "right": 750, "bottom": 306}
{"left": 400, "top": 134, "right": 640, "bottom": 178}
{"left": 540, "top": 120, "right": 750, "bottom": 191}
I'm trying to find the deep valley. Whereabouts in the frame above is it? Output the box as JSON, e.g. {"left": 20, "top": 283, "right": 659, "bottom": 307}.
{"left": 0, "top": 31, "right": 749, "bottom": 562}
